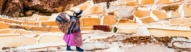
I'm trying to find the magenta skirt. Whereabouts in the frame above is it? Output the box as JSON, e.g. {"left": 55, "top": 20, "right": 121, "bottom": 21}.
{"left": 63, "top": 31, "right": 83, "bottom": 47}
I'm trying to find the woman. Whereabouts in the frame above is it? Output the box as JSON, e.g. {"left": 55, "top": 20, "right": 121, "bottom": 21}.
{"left": 55, "top": 8, "right": 84, "bottom": 51}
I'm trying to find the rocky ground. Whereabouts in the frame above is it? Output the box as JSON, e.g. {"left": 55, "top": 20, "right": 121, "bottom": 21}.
{"left": 0, "top": 31, "right": 190, "bottom": 52}
{"left": 0, "top": 0, "right": 191, "bottom": 52}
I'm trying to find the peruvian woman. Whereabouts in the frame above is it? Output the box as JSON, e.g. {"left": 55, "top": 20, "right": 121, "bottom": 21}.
{"left": 55, "top": 8, "right": 84, "bottom": 51}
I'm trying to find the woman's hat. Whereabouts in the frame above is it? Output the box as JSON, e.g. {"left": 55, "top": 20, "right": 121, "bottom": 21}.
{"left": 74, "top": 8, "right": 83, "bottom": 16}
{"left": 69, "top": 7, "right": 83, "bottom": 16}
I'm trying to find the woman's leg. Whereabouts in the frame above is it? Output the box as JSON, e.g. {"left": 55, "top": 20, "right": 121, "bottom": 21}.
{"left": 66, "top": 45, "right": 73, "bottom": 51}
{"left": 74, "top": 32, "right": 84, "bottom": 51}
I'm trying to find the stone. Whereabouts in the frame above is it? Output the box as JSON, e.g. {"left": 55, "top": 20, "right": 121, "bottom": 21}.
{"left": 26, "top": 10, "right": 35, "bottom": 16}
{"left": 0, "top": 0, "right": 111, "bottom": 17}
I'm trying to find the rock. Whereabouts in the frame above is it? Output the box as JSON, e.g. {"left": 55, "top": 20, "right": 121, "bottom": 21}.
{"left": 20, "top": 13, "right": 24, "bottom": 16}
{"left": 0, "top": 0, "right": 112, "bottom": 17}
{"left": 56, "top": 6, "right": 64, "bottom": 12}
{"left": 12, "top": 12, "right": 21, "bottom": 17}
{"left": 25, "top": 10, "right": 35, "bottom": 16}
{"left": 0, "top": 0, "right": 23, "bottom": 17}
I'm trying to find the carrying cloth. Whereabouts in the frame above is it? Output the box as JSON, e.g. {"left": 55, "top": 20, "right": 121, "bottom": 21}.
{"left": 56, "top": 13, "right": 81, "bottom": 34}
{"left": 55, "top": 13, "right": 72, "bottom": 34}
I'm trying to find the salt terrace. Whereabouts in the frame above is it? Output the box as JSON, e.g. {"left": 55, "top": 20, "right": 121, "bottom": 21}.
{"left": 0, "top": 0, "right": 191, "bottom": 52}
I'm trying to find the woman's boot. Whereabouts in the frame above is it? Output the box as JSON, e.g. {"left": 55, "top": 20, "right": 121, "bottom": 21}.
{"left": 66, "top": 45, "right": 73, "bottom": 51}
{"left": 76, "top": 46, "right": 84, "bottom": 51}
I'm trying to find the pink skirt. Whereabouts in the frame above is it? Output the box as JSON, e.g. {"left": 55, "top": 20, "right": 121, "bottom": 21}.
{"left": 63, "top": 31, "right": 82, "bottom": 47}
